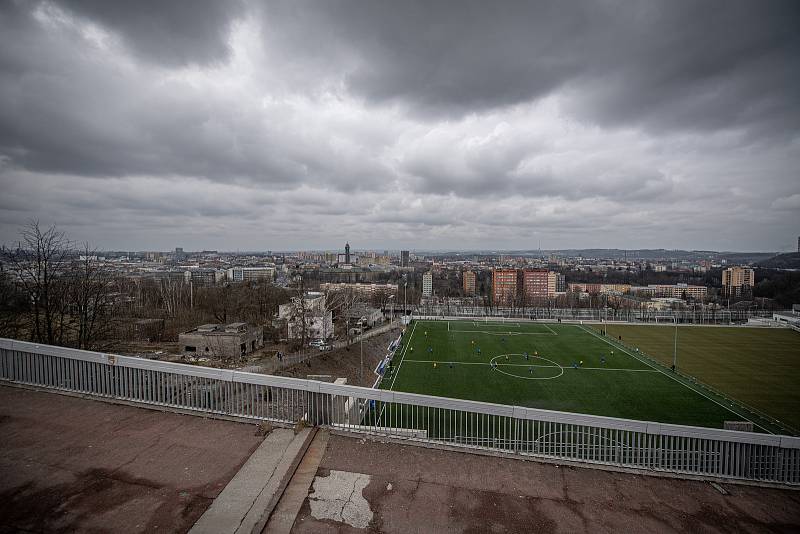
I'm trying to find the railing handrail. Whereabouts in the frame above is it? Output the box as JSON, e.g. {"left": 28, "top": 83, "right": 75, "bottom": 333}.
{"left": 2, "top": 337, "right": 798, "bottom": 449}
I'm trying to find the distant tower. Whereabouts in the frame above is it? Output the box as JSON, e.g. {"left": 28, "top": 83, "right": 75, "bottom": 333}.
{"left": 797, "top": 236, "right": 799, "bottom": 253}
{"left": 345, "top": 242, "right": 351, "bottom": 264}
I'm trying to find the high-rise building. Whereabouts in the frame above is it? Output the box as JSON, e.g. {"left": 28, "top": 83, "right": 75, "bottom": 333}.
{"left": 722, "top": 266, "right": 755, "bottom": 298}
{"left": 345, "top": 242, "right": 351, "bottom": 265}
{"left": 521, "top": 270, "right": 565, "bottom": 300}
{"left": 492, "top": 269, "right": 520, "bottom": 305}
{"left": 462, "top": 270, "right": 476, "bottom": 295}
{"left": 554, "top": 272, "right": 566, "bottom": 292}
{"left": 797, "top": 236, "right": 799, "bottom": 253}
{"left": 401, "top": 250, "right": 410, "bottom": 267}
{"left": 422, "top": 271, "right": 433, "bottom": 297}
{"left": 522, "top": 270, "right": 550, "bottom": 299}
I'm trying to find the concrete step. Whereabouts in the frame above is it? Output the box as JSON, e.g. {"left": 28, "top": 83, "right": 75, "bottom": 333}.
{"left": 189, "top": 426, "right": 316, "bottom": 534}
{"left": 261, "top": 429, "right": 330, "bottom": 534}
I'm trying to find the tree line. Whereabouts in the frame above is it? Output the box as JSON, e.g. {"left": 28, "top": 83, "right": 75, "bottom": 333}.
{"left": 0, "top": 221, "right": 291, "bottom": 350}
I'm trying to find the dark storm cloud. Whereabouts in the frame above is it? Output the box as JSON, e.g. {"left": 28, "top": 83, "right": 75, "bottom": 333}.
{"left": 59, "top": 0, "right": 245, "bottom": 66}
{"left": 263, "top": 0, "right": 800, "bottom": 136}
{"left": 0, "top": 0, "right": 797, "bottom": 251}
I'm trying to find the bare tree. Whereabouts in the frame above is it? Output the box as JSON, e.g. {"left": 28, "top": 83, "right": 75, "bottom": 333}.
{"left": 70, "top": 243, "right": 116, "bottom": 350}
{"left": 325, "top": 288, "right": 360, "bottom": 342}
{"left": 7, "top": 221, "right": 71, "bottom": 345}
{"left": 0, "top": 268, "right": 26, "bottom": 338}
{"left": 158, "top": 276, "right": 186, "bottom": 318}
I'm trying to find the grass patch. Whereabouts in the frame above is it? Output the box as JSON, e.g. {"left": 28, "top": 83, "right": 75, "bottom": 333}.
{"left": 380, "top": 319, "right": 769, "bottom": 431}
{"left": 591, "top": 324, "right": 800, "bottom": 432}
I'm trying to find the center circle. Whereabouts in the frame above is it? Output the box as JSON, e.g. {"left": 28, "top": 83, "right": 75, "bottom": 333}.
{"left": 489, "top": 353, "right": 565, "bottom": 380}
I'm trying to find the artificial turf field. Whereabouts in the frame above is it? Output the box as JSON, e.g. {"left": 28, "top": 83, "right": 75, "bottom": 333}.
{"left": 380, "top": 319, "right": 792, "bottom": 432}
{"left": 590, "top": 324, "right": 800, "bottom": 433}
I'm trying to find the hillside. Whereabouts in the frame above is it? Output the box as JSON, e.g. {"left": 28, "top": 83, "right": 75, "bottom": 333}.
{"left": 757, "top": 252, "right": 800, "bottom": 270}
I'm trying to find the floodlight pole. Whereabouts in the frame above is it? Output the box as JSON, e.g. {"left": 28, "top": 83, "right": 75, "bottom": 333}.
{"left": 404, "top": 281, "right": 408, "bottom": 324}
{"left": 672, "top": 315, "right": 678, "bottom": 371}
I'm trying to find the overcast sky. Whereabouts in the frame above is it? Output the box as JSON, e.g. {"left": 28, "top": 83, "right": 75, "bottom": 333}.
{"left": 0, "top": 1, "right": 798, "bottom": 252}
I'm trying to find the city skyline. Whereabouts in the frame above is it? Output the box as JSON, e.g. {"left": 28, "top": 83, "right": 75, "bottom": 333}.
{"left": 0, "top": 1, "right": 798, "bottom": 252}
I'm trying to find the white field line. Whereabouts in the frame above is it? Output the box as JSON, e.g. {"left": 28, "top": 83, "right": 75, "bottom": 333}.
{"left": 376, "top": 320, "right": 418, "bottom": 426}
{"left": 542, "top": 323, "right": 558, "bottom": 335}
{"left": 402, "top": 359, "right": 658, "bottom": 372}
{"left": 388, "top": 320, "right": 418, "bottom": 391}
{"left": 579, "top": 325, "right": 772, "bottom": 433}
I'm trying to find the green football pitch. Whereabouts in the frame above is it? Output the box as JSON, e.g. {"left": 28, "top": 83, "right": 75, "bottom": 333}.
{"left": 380, "top": 319, "right": 790, "bottom": 432}
{"left": 590, "top": 324, "right": 800, "bottom": 433}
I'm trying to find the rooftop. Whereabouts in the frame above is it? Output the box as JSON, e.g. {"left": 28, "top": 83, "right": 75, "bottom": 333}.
{"left": 2, "top": 385, "right": 798, "bottom": 533}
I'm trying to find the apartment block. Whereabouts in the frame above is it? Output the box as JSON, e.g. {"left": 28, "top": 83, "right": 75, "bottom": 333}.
{"left": 422, "top": 271, "right": 433, "bottom": 297}
{"left": 227, "top": 266, "right": 275, "bottom": 282}
{"left": 492, "top": 268, "right": 520, "bottom": 305}
{"left": 722, "top": 266, "right": 755, "bottom": 298}
{"left": 522, "top": 270, "right": 550, "bottom": 299}
{"left": 320, "top": 282, "right": 398, "bottom": 295}
{"left": 650, "top": 284, "right": 708, "bottom": 300}
{"left": 568, "top": 283, "right": 631, "bottom": 295}
{"left": 462, "top": 270, "right": 477, "bottom": 295}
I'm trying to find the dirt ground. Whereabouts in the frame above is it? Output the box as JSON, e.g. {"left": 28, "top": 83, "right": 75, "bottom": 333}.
{"left": 273, "top": 329, "right": 401, "bottom": 387}
{"left": 292, "top": 434, "right": 800, "bottom": 534}
{"left": 0, "top": 386, "right": 264, "bottom": 534}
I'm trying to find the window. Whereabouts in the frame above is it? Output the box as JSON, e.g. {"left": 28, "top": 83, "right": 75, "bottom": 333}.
{"left": 185, "top": 346, "right": 196, "bottom": 352}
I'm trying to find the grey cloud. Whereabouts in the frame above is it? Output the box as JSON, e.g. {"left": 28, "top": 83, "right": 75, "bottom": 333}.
{"left": 59, "top": 0, "right": 245, "bottom": 66}
{"left": 262, "top": 1, "right": 800, "bottom": 138}
{"left": 0, "top": 0, "right": 797, "bottom": 251}
{"left": 0, "top": 4, "right": 396, "bottom": 194}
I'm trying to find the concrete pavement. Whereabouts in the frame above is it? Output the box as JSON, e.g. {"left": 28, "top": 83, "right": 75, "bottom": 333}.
{"left": 0, "top": 385, "right": 264, "bottom": 533}
{"left": 291, "top": 433, "right": 800, "bottom": 533}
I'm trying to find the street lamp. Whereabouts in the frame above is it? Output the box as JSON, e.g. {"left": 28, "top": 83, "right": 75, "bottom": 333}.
{"left": 358, "top": 316, "right": 366, "bottom": 384}
{"left": 388, "top": 294, "right": 395, "bottom": 325}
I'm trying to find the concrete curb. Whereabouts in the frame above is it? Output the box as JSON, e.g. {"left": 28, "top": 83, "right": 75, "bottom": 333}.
{"left": 189, "top": 427, "right": 315, "bottom": 534}
{"left": 248, "top": 427, "right": 318, "bottom": 534}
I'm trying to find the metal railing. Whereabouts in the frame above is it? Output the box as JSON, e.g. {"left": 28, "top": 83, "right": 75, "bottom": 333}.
{"left": 1, "top": 338, "right": 799, "bottom": 485}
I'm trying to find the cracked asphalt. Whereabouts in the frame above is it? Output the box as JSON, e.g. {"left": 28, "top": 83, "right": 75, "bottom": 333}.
{"left": 308, "top": 470, "right": 373, "bottom": 529}
{"left": 0, "top": 386, "right": 263, "bottom": 533}
{"left": 290, "top": 434, "right": 800, "bottom": 533}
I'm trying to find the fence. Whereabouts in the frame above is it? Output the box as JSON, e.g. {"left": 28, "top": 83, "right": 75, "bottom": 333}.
{"left": 412, "top": 305, "right": 781, "bottom": 324}
{"left": 1, "top": 338, "right": 799, "bottom": 485}
{"left": 274, "top": 321, "right": 401, "bottom": 371}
